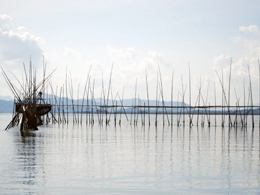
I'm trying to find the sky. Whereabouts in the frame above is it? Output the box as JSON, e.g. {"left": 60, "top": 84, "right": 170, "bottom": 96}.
{"left": 0, "top": 0, "right": 260, "bottom": 105}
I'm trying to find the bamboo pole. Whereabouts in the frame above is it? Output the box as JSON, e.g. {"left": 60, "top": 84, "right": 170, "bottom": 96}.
{"left": 65, "top": 67, "right": 69, "bottom": 124}
{"left": 80, "top": 66, "right": 92, "bottom": 124}
{"left": 177, "top": 92, "right": 179, "bottom": 126}
{"left": 188, "top": 63, "right": 192, "bottom": 127}
{"left": 171, "top": 71, "right": 174, "bottom": 126}
{"left": 228, "top": 59, "right": 232, "bottom": 127}
{"left": 144, "top": 102, "right": 146, "bottom": 126}
{"left": 91, "top": 79, "right": 95, "bottom": 125}
{"left": 248, "top": 65, "right": 254, "bottom": 128}
{"left": 181, "top": 75, "right": 185, "bottom": 126}
{"left": 130, "top": 99, "right": 134, "bottom": 125}
{"left": 77, "top": 83, "right": 80, "bottom": 123}
{"left": 86, "top": 78, "right": 91, "bottom": 125}
{"left": 216, "top": 69, "right": 231, "bottom": 127}
{"left": 69, "top": 73, "right": 76, "bottom": 124}
{"left": 42, "top": 57, "right": 47, "bottom": 124}
{"left": 243, "top": 81, "right": 246, "bottom": 127}
{"left": 134, "top": 79, "right": 137, "bottom": 125}
{"left": 155, "top": 72, "right": 158, "bottom": 126}
{"left": 197, "top": 78, "right": 203, "bottom": 126}
{"left": 99, "top": 84, "right": 103, "bottom": 125}
{"left": 158, "top": 66, "right": 170, "bottom": 126}
{"left": 107, "top": 90, "right": 115, "bottom": 124}
{"left": 102, "top": 74, "right": 106, "bottom": 125}
{"left": 221, "top": 69, "right": 224, "bottom": 127}
{"left": 214, "top": 82, "right": 216, "bottom": 126}
{"left": 106, "top": 64, "right": 114, "bottom": 126}
{"left": 136, "top": 95, "right": 140, "bottom": 125}
{"left": 119, "top": 87, "right": 124, "bottom": 125}
{"left": 114, "top": 101, "right": 117, "bottom": 126}
{"left": 190, "top": 86, "right": 200, "bottom": 125}
{"left": 57, "top": 86, "right": 61, "bottom": 123}
{"left": 62, "top": 84, "right": 66, "bottom": 123}
{"left": 205, "top": 80, "right": 210, "bottom": 127}
{"left": 116, "top": 90, "right": 129, "bottom": 122}
{"left": 234, "top": 88, "right": 242, "bottom": 127}
{"left": 145, "top": 70, "right": 150, "bottom": 126}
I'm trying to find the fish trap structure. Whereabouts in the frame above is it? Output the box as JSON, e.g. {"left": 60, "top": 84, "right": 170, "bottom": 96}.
{"left": 2, "top": 60, "right": 260, "bottom": 130}
{"left": 1, "top": 61, "right": 57, "bottom": 132}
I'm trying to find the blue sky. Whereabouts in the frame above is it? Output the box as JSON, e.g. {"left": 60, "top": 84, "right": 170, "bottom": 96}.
{"left": 0, "top": 0, "right": 260, "bottom": 105}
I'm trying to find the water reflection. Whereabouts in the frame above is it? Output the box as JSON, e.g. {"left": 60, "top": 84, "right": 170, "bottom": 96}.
{"left": 0, "top": 114, "right": 259, "bottom": 194}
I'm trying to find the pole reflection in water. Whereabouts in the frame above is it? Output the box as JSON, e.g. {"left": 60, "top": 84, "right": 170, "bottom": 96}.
{"left": 0, "top": 113, "right": 259, "bottom": 194}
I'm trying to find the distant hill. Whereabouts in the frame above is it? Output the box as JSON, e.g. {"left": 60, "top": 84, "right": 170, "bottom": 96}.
{"left": 0, "top": 99, "right": 14, "bottom": 113}
{"left": 0, "top": 95, "right": 259, "bottom": 114}
{"left": 0, "top": 95, "right": 13, "bottom": 101}
{"left": 0, "top": 95, "right": 187, "bottom": 113}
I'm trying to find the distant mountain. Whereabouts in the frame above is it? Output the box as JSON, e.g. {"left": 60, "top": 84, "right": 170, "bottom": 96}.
{"left": 0, "top": 94, "right": 259, "bottom": 114}
{"left": 0, "top": 99, "right": 14, "bottom": 113}
{"left": 0, "top": 95, "right": 13, "bottom": 101}
{"left": 0, "top": 94, "right": 187, "bottom": 113}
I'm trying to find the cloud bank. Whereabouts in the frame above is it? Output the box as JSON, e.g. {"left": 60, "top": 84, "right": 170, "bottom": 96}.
{"left": 0, "top": 14, "right": 44, "bottom": 67}
{"left": 239, "top": 25, "right": 260, "bottom": 35}
{"left": 213, "top": 24, "right": 260, "bottom": 104}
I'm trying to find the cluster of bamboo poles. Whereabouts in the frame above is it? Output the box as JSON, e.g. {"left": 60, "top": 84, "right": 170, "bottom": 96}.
{"left": 3, "top": 58, "right": 259, "bottom": 128}
{"left": 39, "top": 60, "right": 260, "bottom": 128}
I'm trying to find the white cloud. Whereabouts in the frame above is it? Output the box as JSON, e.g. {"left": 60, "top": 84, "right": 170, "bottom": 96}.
{"left": 64, "top": 47, "right": 82, "bottom": 60}
{"left": 107, "top": 45, "right": 137, "bottom": 63}
{"left": 104, "top": 46, "right": 175, "bottom": 100}
{"left": 0, "top": 15, "right": 44, "bottom": 67}
{"left": 0, "top": 14, "right": 45, "bottom": 96}
{"left": 0, "top": 14, "right": 12, "bottom": 30}
{"left": 56, "top": 45, "right": 175, "bottom": 101}
{"left": 239, "top": 25, "right": 260, "bottom": 35}
{"left": 0, "top": 14, "right": 12, "bottom": 21}
{"left": 213, "top": 55, "right": 232, "bottom": 69}
{"left": 232, "top": 36, "right": 242, "bottom": 43}
{"left": 214, "top": 25, "right": 260, "bottom": 105}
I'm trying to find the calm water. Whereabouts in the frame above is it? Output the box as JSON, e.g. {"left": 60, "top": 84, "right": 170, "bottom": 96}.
{"left": 0, "top": 113, "right": 260, "bottom": 194}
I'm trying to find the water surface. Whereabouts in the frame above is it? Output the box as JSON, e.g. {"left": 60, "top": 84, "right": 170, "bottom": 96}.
{"left": 0, "top": 114, "right": 259, "bottom": 194}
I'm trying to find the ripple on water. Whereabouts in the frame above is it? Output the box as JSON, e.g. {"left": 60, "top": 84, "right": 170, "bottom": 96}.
{"left": 0, "top": 114, "right": 259, "bottom": 194}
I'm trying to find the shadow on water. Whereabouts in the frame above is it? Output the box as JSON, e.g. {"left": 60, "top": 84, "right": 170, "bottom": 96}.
{"left": 5, "top": 128, "right": 44, "bottom": 194}
{"left": 20, "top": 130, "right": 37, "bottom": 138}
